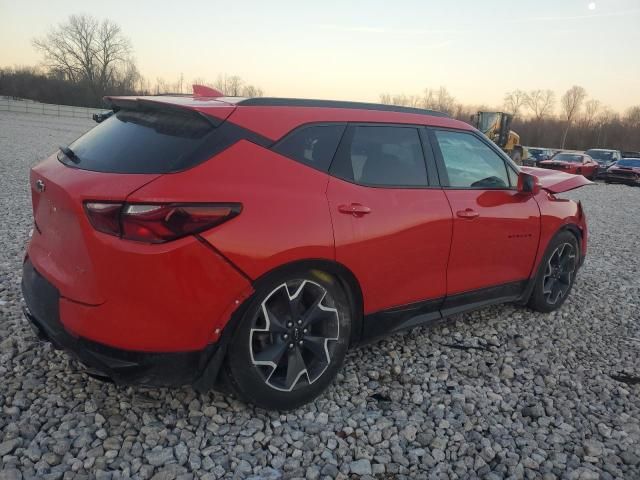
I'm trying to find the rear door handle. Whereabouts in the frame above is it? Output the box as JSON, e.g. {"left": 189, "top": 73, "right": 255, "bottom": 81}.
{"left": 338, "top": 203, "right": 371, "bottom": 216}
{"left": 456, "top": 208, "right": 479, "bottom": 219}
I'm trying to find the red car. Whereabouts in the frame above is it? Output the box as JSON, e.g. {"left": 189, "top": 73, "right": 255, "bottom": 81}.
{"left": 606, "top": 158, "right": 640, "bottom": 185}
{"left": 22, "top": 89, "right": 591, "bottom": 409}
{"left": 538, "top": 152, "right": 599, "bottom": 180}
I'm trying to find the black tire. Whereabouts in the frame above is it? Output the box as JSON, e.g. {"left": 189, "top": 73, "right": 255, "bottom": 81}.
{"left": 224, "top": 268, "right": 352, "bottom": 410}
{"left": 528, "top": 230, "right": 579, "bottom": 313}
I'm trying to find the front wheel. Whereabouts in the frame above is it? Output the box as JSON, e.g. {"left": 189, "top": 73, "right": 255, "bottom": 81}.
{"left": 224, "top": 269, "right": 352, "bottom": 410}
{"left": 528, "top": 231, "right": 579, "bottom": 313}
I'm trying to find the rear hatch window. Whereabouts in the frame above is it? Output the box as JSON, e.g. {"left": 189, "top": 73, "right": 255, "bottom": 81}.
{"left": 64, "top": 109, "right": 216, "bottom": 174}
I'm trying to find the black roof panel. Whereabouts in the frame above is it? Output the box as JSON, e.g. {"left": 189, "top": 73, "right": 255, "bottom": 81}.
{"left": 237, "top": 97, "right": 448, "bottom": 117}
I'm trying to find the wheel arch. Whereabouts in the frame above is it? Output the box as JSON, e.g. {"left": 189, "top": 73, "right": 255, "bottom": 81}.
{"left": 250, "top": 258, "right": 365, "bottom": 345}
{"left": 192, "top": 258, "right": 364, "bottom": 393}
{"left": 519, "top": 222, "right": 583, "bottom": 306}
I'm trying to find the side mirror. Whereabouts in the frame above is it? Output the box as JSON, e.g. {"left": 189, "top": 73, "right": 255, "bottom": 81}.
{"left": 517, "top": 172, "right": 540, "bottom": 195}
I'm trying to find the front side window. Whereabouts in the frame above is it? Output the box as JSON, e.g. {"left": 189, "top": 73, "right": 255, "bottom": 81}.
{"left": 433, "top": 130, "right": 510, "bottom": 189}
{"left": 273, "top": 124, "right": 345, "bottom": 171}
{"left": 331, "top": 125, "right": 428, "bottom": 187}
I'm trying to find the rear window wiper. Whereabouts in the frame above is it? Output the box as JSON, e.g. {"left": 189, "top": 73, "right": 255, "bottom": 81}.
{"left": 58, "top": 145, "right": 80, "bottom": 164}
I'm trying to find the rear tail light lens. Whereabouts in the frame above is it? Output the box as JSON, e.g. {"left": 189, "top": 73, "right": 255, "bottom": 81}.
{"left": 84, "top": 202, "right": 241, "bottom": 243}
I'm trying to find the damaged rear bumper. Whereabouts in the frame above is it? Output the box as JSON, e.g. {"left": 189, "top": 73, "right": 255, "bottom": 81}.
{"left": 21, "top": 258, "right": 218, "bottom": 387}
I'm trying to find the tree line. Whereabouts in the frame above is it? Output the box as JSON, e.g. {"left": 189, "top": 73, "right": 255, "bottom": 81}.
{"left": 380, "top": 87, "right": 640, "bottom": 151}
{"left": 2, "top": 13, "right": 638, "bottom": 151}
{"left": 0, "top": 14, "right": 263, "bottom": 108}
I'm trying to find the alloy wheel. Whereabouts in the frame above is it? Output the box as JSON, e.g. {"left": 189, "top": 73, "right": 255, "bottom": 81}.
{"left": 249, "top": 280, "right": 340, "bottom": 391}
{"left": 542, "top": 242, "right": 576, "bottom": 305}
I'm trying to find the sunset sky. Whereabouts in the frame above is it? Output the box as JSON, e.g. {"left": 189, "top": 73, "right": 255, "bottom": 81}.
{"left": 1, "top": 0, "right": 639, "bottom": 112}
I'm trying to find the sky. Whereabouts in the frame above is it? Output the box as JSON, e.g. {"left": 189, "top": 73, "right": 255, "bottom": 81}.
{"left": 1, "top": 0, "right": 639, "bottom": 112}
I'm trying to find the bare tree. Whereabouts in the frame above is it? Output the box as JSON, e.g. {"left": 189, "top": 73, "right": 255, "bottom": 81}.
{"left": 422, "top": 87, "right": 455, "bottom": 115}
{"left": 525, "top": 89, "right": 555, "bottom": 121}
{"left": 242, "top": 84, "right": 263, "bottom": 97}
{"left": 33, "top": 14, "right": 134, "bottom": 102}
{"left": 379, "top": 93, "right": 392, "bottom": 104}
{"left": 226, "top": 75, "right": 244, "bottom": 96}
{"left": 504, "top": 89, "right": 527, "bottom": 116}
{"left": 581, "top": 99, "right": 601, "bottom": 129}
{"left": 625, "top": 106, "right": 640, "bottom": 129}
{"left": 560, "top": 85, "right": 587, "bottom": 148}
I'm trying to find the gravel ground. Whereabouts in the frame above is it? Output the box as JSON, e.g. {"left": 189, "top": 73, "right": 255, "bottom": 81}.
{"left": 0, "top": 110, "right": 639, "bottom": 480}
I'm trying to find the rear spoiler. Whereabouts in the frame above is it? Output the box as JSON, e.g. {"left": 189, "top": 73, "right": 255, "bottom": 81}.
{"left": 103, "top": 97, "right": 225, "bottom": 127}
{"left": 103, "top": 86, "right": 236, "bottom": 127}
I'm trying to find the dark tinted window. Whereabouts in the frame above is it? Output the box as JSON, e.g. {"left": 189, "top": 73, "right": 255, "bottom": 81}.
{"left": 585, "top": 149, "right": 615, "bottom": 162}
{"left": 434, "top": 130, "right": 510, "bottom": 188}
{"left": 332, "top": 126, "right": 428, "bottom": 187}
{"left": 273, "top": 124, "right": 345, "bottom": 171}
{"left": 66, "top": 109, "right": 215, "bottom": 173}
{"left": 617, "top": 159, "right": 640, "bottom": 167}
{"left": 553, "top": 153, "right": 583, "bottom": 163}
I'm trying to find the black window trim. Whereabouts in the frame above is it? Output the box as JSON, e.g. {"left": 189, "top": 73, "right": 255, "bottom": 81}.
{"left": 328, "top": 122, "right": 437, "bottom": 190}
{"left": 270, "top": 122, "right": 348, "bottom": 173}
{"left": 427, "top": 126, "right": 520, "bottom": 190}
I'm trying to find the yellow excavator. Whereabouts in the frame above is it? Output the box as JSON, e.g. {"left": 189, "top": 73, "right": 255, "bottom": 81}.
{"left": 471, "top": 112, "right": 526, "bottom": 165}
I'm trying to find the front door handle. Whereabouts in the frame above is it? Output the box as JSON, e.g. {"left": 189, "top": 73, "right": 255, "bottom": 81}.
{"left": 338, "top": 203, "right": 371, "bottom": 216}
{"left": 456, "top": 208, "right": 479, "bottom": 219}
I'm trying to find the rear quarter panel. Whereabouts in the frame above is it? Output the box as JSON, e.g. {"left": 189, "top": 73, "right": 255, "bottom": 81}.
{"left": 127, "top": 140, "right": 336, "bottom": 280}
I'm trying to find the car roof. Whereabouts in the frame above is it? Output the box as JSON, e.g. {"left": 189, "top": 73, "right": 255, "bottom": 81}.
{"left": 236, "top": 97, "right": 448, "bottom": 117}
{"left": 105, "top": 94, "right": 470, "bottom": 140}
{"left": 585, "top": 148, "right": 618, "bottom": 152}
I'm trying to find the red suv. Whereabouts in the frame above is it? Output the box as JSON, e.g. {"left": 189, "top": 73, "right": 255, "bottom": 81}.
{"left": 22, "top": 91, "right": 590, "bottom": 409}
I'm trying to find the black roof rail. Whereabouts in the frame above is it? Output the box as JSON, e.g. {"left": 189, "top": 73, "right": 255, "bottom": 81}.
{"left": 236, "top": 97, "right": 448, "bottom": 117}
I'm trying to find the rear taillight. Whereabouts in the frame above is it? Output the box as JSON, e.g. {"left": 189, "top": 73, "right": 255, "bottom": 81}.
{"left": 84, "top": 202, "right": 241, "bottom": 243}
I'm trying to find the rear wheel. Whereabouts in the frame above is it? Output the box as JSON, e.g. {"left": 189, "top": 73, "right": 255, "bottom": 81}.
{"left": 528, "top": 231, "right": 579, "bottom": 313}
{"left": 224, "top": 269, "right": 352, "bottom": 410}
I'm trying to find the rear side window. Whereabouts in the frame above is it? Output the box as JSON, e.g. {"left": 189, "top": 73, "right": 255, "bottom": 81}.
{"left": 433, "top": 130, "right": 510, "bottom": 189}
{"left": 273, "top": 124, "right": 345, "bottom": 171}
{"left": 331, "top": 126, "right": 428, "bottom": 187}
{"left": 66, "top": 109, "right": 215, "bottom": 174}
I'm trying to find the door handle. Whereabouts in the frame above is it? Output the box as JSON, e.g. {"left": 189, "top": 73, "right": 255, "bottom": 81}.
{"left": 456, "top": 208, "right": 479, "bottom": 219}
{"left": 338, "top": 203, "right": 371, "bottom": 216}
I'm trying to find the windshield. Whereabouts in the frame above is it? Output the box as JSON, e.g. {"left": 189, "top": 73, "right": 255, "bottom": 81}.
{"left": 585, "top": 150, "right": 614, "bottom": 162}
{"left": 553, "top": 153, "right": 583, "bottom": 163}
{"left": 616, "top": 159, "right": 640, "bottom": 168}
{"left": 477, "top": 112, "right": 500, "bottom": 134}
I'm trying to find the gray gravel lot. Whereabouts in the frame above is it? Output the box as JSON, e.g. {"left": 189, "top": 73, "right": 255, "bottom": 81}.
{"left": 0, "top": 110, "right": 639, "bottom": 480}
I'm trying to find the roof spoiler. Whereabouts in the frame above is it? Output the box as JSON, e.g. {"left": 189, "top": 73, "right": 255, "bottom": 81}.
{"left": 192, "top": 84, "right": 224, "bottom": 97}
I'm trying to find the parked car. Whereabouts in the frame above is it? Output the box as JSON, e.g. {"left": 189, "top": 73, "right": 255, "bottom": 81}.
{"left": 538, "top": 152, "right": 599, "bottom": 179}
{"left": 621, "top": 151, "right": 640, "bottom": 158}
{"left": 22, "top": 94, "right": 590, "bottom": 409}
{"left": 584, "top": 148, "right": 622, "bottom": 178}
{"left": 523, "top": 147, "right": 554, "bottom": 166}
{"left": 605, "top": 157, "right": 640, "bottom": 185}
{"left": 92, "top": 110, "right": 114, "bottom": 123}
